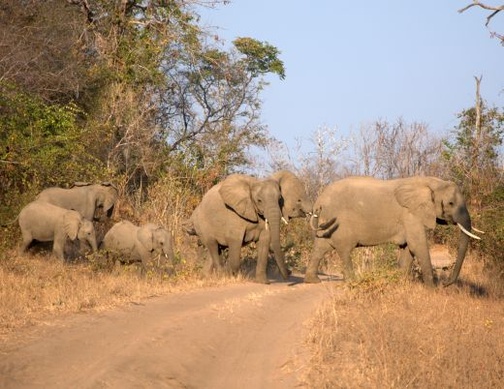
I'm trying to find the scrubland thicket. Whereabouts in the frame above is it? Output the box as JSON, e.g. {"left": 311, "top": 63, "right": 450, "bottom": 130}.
{"left": 1, "top": 1, "right": 503, "bottom": 386}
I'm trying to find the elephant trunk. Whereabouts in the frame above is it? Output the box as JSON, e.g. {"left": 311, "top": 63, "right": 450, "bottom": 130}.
{"left": 88, "top": 235, "right": 98, "bottom": 252}
{"left": 444, "top": 206, "right": 472, "bottom": 286}
{"left": 266, "top": 206, "right": 289, "bottom": 280}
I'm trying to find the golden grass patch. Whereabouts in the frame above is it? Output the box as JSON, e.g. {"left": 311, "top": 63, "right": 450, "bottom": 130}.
{"left": 303, "top": 256, "right": 504, "bottom": 388}
{"left": 0, "top": 250, "right": 242, "bottom": 340}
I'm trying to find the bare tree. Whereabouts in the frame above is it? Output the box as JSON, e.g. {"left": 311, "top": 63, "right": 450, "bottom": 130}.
{"left": 350, "top": 119, "right": 444, "bottom": 179}
{"left": 268, "top": 126, "right": 350, "bottom": 199}
{"left": 459, "top": 1, "right": 504, "bottom": 44}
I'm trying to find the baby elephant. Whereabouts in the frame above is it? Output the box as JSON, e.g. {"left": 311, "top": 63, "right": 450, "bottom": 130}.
{"left": 102, "top": 221, "right": 175, "bottom": 269}
{"left": 18, "top": 201, "right": 98, "bottom": 260}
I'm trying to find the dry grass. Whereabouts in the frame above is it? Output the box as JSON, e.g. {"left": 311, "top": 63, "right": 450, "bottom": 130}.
{"left": 0, "top": 248, "right": 243, "bottom": 341}
{"left": 303, "top": 255, "right": 504, "bottom": 388}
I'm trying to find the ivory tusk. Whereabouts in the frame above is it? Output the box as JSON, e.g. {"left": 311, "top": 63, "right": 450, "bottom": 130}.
{"left": 265, "top": 218, "right": 269, "bottom": 231}
{"left": 472, "top": 226, "right": 485, "bottom": 234}
{"left": 457, "top": 223, "right": 481, "bottom": 240}
{"left": 281, "top": 217, "right": 289, "bottom": 225}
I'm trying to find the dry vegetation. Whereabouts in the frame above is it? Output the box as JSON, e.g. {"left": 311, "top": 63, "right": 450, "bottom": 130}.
{"left": 2, "top": 229, "right": 503, "bottom": 389}
{"left": 0, "top": 247, "right": 244, "bottom": 341}
{"left": 303, "top": 254, "right": 504, "bottom": 388}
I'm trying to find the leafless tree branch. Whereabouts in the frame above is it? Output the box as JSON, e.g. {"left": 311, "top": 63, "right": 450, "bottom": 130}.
{"left": 458, "top": 1, "right": 504, "bottom": 26}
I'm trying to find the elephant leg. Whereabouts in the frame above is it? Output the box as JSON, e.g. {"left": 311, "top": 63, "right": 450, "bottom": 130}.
{"left": 205, "top": 240, "right": 222, "bottom": 276}
{"left": 52, "top": 239, "right": 66, "bottom": 261}
{"left": 337, "top": 246, "right": 355, "bottom": 282}
{"left": 19, "top": 234, "right": 32, "bottom": 255}
{"left": 406, "top": 233, "right": 435, "bottom": 287}
{"left": 305, "top": 238, "right": 332, "bottom": 283}
{"left": 398, "top": 246, "right": 414, "bottom": 276}
{"left": 255, "top": 237, "right": 270, "bottom": 284}
{"left": 227, "top": 241, "right": 243, "bottom": 276}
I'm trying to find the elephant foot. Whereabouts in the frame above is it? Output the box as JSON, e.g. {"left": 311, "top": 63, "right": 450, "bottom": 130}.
{"left": 255, "top": 274, "right": 270, "bottom": 284}
{"left": 423, "top": 276, "right": 436, "bottom": 288}
{"left": 304, "top": 273, "right": 322, "bottom": 284}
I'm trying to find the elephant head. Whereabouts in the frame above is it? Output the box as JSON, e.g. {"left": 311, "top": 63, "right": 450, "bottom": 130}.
{"left": 63, "top": 211, "right": 98, "bottom": 253}
{"left": 395, "top": 177, "right": 480, "bottom": 286}
{"left": 219, "top": 175, "right": 289, "bottom": 280}
{"left": 270, "top": 170, "right": 313, "bottom": 220}
{"left": 137, "top": 224, "right": 175, "bottom": 263}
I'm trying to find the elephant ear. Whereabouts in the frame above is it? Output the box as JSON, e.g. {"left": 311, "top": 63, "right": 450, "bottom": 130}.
{"left": 63, "top": 212, "right": 81, "bottom": 240}
{"left": 219, "top": 175, "right": 258, "bottom": 222}
{"left": 395, "top": 184, "right": 436, "bottom": 229}
{"left": 137, "top": 225, "right": 154, "bottom": 252}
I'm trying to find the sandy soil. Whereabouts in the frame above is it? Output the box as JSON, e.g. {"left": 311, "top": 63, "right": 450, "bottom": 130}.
{"left": 0, "top": 275, "right": 336, "bottom": 389}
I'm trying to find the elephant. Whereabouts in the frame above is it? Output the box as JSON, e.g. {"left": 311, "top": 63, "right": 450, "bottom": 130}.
{"left": 185, "top": 171, "right": 312, "bottom": 284}
{"left": 102, "top": 221, "right": 175, "bottom": 269}
{"left": 305, "top": 176, "right": 481, "bottom": 287}
{"left": 18, "top": 201, "right": 98, "bottom": 261}
{"left": 36, "top": 182, "right": 118, "bottom": 221}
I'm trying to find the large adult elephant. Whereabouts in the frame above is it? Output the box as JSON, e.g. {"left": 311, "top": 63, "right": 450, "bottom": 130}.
{"left": 185, "top": 174, "right": 287, "bottom": 283}
{"left": 36, "top": 182, "right": 118, "bottom": 221}
{"left": 102, "top": 221, "right": 175, "bottom": 269}
{"left": 305, "top": 176, "right": 481, "bottom": 287}
{"left": 18, "top": 201, "right": 98, "bottom": 261}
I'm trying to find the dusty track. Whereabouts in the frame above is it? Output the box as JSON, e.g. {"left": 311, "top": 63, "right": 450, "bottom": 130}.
{"left": 0, "top": 276, "right": 335, "bottom": 389}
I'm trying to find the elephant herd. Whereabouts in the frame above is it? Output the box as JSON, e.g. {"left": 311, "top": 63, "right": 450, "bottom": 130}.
{"left": 16, "top": 173, "right": 483, "bottom": 287}
{"left": 17, "top": 182, "right": 174, "bottom": 269}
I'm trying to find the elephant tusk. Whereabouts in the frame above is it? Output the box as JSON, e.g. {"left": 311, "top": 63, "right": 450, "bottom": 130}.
{"left": 457, "top": 223, "right": 481, "bottom": 240}
{"left": 281, "top": 217, "right": 289, "bottom": 225}
{"left": 265, "top": 218, "right": 269, "bottom": 231}
{"left": 472, "top": 226, "right": 485, "bottom": 234}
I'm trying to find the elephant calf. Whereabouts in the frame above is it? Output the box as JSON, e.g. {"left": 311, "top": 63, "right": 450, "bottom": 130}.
{"left": 18, "top": 201, "right": 98, "bottom": 261}
{"left": 102, "top": 221, "right": 175, "bottom": 270}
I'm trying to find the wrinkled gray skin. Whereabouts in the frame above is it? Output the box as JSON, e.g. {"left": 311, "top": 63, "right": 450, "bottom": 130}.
{"left": 18, "top": 201, "right": 98, "bottom": 261}
{"left": 186, "top": 171, "right": 312, "bottom": 284}
{"left": 102, "top": 221, "right": 175, "bottom": 269}
{"left": 270, "top": 170, "right": 313, "bottom": 221}
{"left": 36, "top": 182, "right": 118, "bottom": 221}
{"left": 305, "top": 176, "right": 477, "bottom": 287}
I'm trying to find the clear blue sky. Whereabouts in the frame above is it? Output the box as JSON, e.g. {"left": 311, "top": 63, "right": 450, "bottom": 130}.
{"left": 198, "top": 1, "right": 504, "bottom": 151}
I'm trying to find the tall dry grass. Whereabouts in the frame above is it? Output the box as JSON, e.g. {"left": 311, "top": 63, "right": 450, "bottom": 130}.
{"left": 303, "top": 255, "right": 504, "bottom": 388}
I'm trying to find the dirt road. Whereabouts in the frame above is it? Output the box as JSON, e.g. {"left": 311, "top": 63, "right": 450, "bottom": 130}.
{"left": 0, "top": 276, "right": 335, "bottom": 389}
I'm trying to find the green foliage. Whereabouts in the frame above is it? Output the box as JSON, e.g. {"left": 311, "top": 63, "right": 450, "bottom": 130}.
{"left": 233, "top": 37, "right": 286, "bottom": 80}
{"left": 443, "top": 102, "right": 504, "bottom": 200}
{"left": 0, "top": 83, "right": 103, "bottom": 215}
{"left": 479, "top": 185, "right": 504, "bottom": 270}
